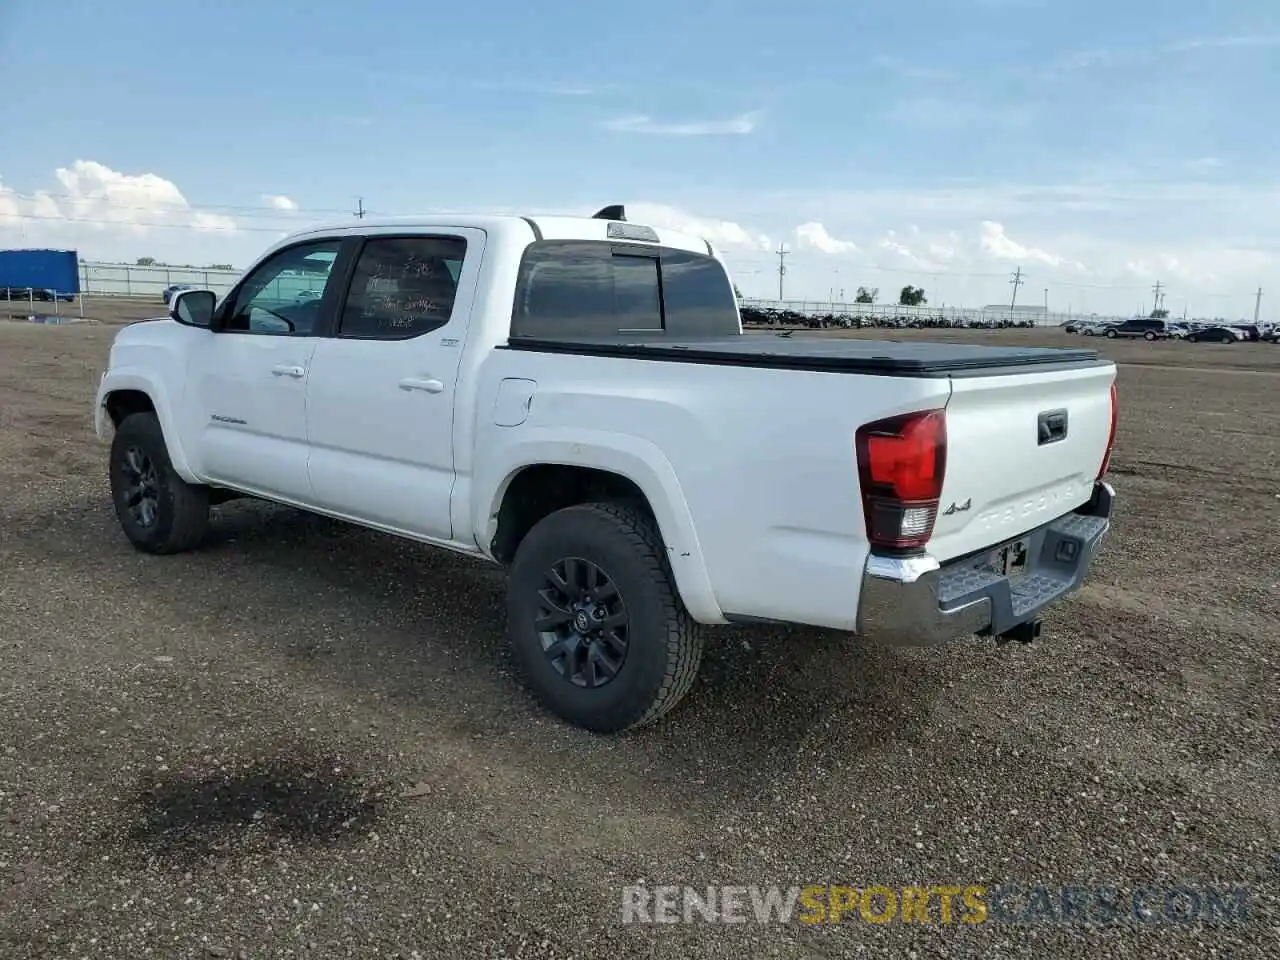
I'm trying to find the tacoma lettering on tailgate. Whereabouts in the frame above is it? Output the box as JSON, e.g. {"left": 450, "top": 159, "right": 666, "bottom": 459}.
{"left": 968, "top": 479, "right": 1089, "bottom": 536}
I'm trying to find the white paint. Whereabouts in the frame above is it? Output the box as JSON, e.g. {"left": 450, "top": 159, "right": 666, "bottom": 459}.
{"left": 94, "top": 211, "right": 1117, "bottom": 634}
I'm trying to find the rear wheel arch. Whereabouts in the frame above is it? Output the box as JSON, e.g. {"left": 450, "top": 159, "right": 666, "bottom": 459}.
{"left": 487, "top": 460, "right": 724, "bottom": 623}
{"left": 491, "top": 464, "right": 655, "bottom": 564}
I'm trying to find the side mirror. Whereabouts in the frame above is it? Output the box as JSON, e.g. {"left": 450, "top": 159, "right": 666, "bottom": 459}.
{"left": 170, "top": 289, "right": 217, "bottom": 328}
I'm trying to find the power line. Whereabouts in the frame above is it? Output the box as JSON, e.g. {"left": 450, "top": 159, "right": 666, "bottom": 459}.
{"left": 1254, "top": 286, "right": 1263, "bottom": 324}
{"left": 1008, "top": 266, "right": 1023, "bottom": 315}
{"left": 775, "top": 243, "right": 788, "bottom": 300}
{"left": 354, "top": 197, "right": 366, "bottom": 220}
{"left": 1151, "top": 279, "right": 1163, "bottom": 314}
{"left": 2, "top": 190, "right": 355, "bottom": 218}
{"left": 4, "top": 211, "right": 283, "bottom": 233}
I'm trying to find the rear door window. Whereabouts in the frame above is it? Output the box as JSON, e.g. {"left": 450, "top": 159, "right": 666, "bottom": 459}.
{"left": 337, "top": 235, "right": 468, "bottom": 339}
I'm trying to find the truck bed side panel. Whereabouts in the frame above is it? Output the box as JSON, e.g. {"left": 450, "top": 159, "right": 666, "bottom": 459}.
{"left": 473, "top": 350, "right": 953, "bottom": 630}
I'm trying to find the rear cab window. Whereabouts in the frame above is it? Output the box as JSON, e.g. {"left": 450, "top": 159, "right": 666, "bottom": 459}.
{"left": 511, "top": 240, "right": 740, "bottom": 338}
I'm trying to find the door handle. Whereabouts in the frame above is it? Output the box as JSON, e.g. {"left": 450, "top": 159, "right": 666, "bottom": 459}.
{"left": 271, "top": 364, "right": 306, "bottom": 378}
{"left": 399, "top": 377, "right": 444, "bottom": 394}
{"left": 1037, "top": 408, "right": 1069, "bottom": 445}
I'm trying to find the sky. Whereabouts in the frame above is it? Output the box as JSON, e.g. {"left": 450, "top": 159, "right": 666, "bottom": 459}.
{"left": 2, "top": 0, "right": 1278, "bottom": 319}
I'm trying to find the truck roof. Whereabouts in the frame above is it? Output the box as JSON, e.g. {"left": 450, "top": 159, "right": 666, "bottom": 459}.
{"left": 282, "top": 212, "right": 719, "bottom": 258}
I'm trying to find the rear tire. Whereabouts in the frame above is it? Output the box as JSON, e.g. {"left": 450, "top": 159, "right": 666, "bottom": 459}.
{"left": 506, "top": 501, "right": 704, "bottom": 733}
{"left": 108, "top": 412, "right": 210, "bottom": 554}
{"left": 1105, "top": 329, "right": 1118, "bottom": 338}
{"left": 1144, "top": 331, "right": 1156, "bottom": 341}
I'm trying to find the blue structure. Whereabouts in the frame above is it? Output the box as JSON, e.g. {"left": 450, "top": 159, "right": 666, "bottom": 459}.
{"left": 0, "top": 248, "right": 81, "bottom": 298}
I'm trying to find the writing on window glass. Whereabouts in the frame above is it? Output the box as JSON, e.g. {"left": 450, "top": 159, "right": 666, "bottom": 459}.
{"left": 359, "top": 255, "right": 456, "bottom": 330}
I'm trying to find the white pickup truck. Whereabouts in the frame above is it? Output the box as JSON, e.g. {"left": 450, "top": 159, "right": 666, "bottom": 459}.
{"left": 94, "top": 206, "right": 1118, "bottom": 733}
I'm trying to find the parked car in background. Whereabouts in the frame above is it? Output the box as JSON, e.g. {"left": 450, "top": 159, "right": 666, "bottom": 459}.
{"left": 1078, "top": 321, "right": 1116, "bottom": 336}
{"left": 1230, "top": 324, "right": 1263, "bottom": 342}
{"left": 1187, "top": 325, "right": 1245, "bottom": 344}
{"left": 1104, "top": 318, "right": 1170, "bottom": 340}
{"left": 162, "top": 284, "right": 194, "bottom": 305}
{"left": 1165, "top": 323, "right": 1191, "bottom": 340}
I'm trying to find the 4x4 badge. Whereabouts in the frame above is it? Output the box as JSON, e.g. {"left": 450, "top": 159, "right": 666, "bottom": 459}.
{"left": 943, "top": 498, "right": 971, "bottom": 515}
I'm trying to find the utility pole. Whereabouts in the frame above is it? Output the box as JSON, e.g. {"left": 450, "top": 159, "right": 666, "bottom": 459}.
{"left": 1043, "top": 287, "right": 1049, "bottom": 315}
{"left": 1254, "top": 287, "right": 1263, "bottom": 324}
{"left": 1009, "top": 267, "right": 1024, "bottom": 317}
{"left": 354, "top": 197, "right": 366, "bottom": 220}
{"left": 775, "top": 243, "right": 788, "bottom": 302}
{"left": 1151, "top": 279, "right": 1163, "bottom": 314}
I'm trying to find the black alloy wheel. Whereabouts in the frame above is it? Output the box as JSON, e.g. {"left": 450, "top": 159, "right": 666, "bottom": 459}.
{"left": 108, "top": 411, "right": 210, "bottom": 554}
{"left": 535, "top": 557, "right": 629, "bottom": 689}
{"left": 505, "top": 500, "right": 704, "bottom": 733}
{"left": 118, "top": 444, "right": 161, "bottom": 529}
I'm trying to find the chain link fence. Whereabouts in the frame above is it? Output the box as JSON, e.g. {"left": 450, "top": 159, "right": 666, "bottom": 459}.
{"left": 78, "top": 261, "right": 242, "bottom": 299}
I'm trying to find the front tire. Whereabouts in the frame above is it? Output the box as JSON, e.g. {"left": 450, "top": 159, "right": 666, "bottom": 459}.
{"left": 108, "top": 412, "right": 210, "bottom": 554}
{"left": 506, "top": 501, "right": 704, "bottom": 733}
{"left": 1105, "top": 329, "right": 1118, "bottom": 338}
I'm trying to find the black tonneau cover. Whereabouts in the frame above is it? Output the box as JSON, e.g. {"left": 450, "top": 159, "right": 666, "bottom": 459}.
{"left": 502, "top": 333, "right": 1107, "bottom": 378}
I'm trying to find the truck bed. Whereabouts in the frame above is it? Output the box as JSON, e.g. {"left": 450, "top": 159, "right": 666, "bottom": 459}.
{"left": 502, "top": 333, "right": 1106, "bottom": 378}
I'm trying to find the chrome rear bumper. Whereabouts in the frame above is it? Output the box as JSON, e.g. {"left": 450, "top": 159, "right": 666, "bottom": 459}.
{"left": 856, "top": 481, "right": 1115, "bottom": 646}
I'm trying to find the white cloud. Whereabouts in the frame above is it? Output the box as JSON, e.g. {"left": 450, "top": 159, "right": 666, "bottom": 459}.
{"left": 870, "top": 55, "right": 953, "bottom": 81}
{"left": 628, "top": 202, "right": 772, "bottom": 251}
{"left": 794, "top": 222, "right": 858, "bottom": 255}
{"left": 928, "top": 241, "right": 957, "bottom": 262}
{"left": 263, "top": 194, "right": 297, "bottom": 211}
{"left": 0, "top": 160, "right": 253, "bottom": 264}
{"left": 879, "top": 232, "right": 913, "bottom": 259}
{"left": 1165, "top": 34, "right": 1280, "bottom": 53}
{"left": 979, "top": 220, "right": 1073, "bottom": 268}
{"left": 1049, "top": 34, "right": 1280, "bottom": 73}
{"left": 0, "top": 160, "right": 237, "bottom": 237}
{"left": 602, "top": 112, "right": 759, "bottom": 136}
{"left": 892, "top": 98, "right": 1031, "bottom": 128}
{"left": 474, "top": 79, "right": 601, "bottom": 96}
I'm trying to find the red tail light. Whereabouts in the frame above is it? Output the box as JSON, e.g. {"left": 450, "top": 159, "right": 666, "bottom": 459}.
{"left": 1095, "top": 381, "right": 1118, "bottom": 481}
{"left": 855, "top": 409, "right": 947, "bottom": 551}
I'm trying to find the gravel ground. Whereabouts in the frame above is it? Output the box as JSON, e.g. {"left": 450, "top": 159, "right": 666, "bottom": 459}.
{"left": 1, "top": 321, "right": 1277, "bottom": 959}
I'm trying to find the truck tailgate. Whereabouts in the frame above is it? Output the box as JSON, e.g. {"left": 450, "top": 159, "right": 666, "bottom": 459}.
{"left": 929, "top": 362, "right": 1117, "bottom": 562}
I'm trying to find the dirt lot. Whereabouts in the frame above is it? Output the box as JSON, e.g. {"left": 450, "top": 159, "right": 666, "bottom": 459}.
{"left": 0, "top": 295, "right": 165, "bottom": 327}
{"left": 1, "top": 321, "right": 1277, "bottom": 959}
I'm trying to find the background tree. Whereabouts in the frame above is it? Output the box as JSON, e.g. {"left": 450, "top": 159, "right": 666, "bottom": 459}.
{"left": 1149, "top": 307, "right": 1170, "bottom": 319}
{"left": 135, "top": 257, "right": 157, "bottom": 266}
{"left": 733, "top": 283, "right": 744, "bottom": 300}
{"left": 854, "top": 286, "right": 878, "bottom": 304}
{"left": 899, "top": 285, "right": 927, "bottom": 306}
